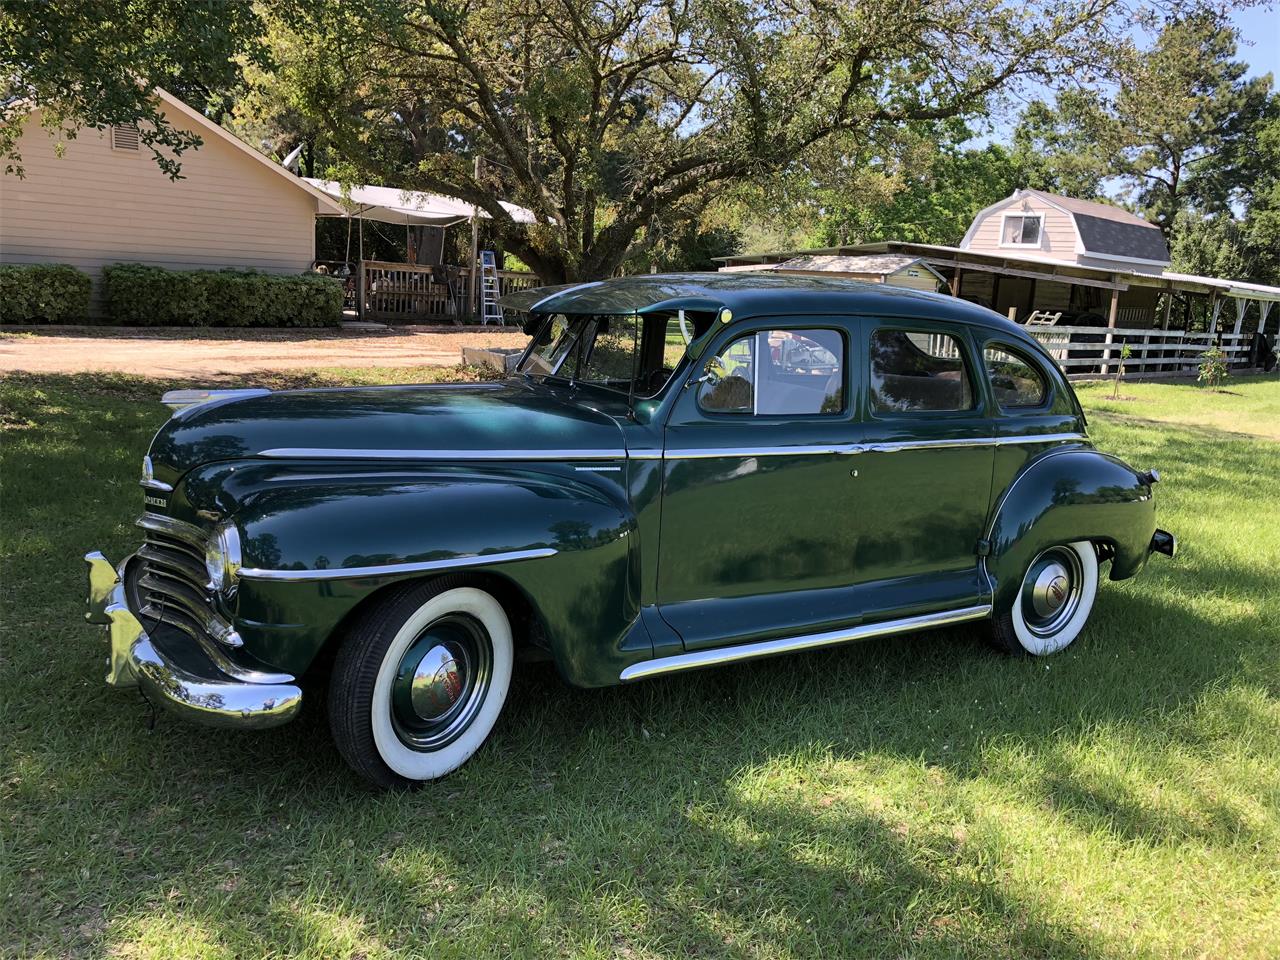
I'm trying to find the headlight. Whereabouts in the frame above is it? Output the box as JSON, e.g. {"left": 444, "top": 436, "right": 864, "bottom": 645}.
{"left": 204, "top": 522, "right": 242, "bottom": 595}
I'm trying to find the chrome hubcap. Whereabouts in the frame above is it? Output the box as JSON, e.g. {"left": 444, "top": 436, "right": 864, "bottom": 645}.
{"left": 1021, "top": 548, "right": 1083, "bottom": 638}
{"left": 409, "top": 644, "right": 464, "bottom": 721}
{"left": 391, "top": 614, "right": 492, "bottom": 751}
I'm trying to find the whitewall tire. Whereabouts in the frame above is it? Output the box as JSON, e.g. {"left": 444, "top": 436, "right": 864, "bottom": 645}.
{"left": 328, "top": 578, "right": 513, "bottom": 789}
{"left": 991, "top": 541, "right": 1099, "bottom": 656}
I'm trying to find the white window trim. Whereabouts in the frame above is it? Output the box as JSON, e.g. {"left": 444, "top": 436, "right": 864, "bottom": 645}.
{"left": 998, "top": 211, "right": 1045, "bottom": 250}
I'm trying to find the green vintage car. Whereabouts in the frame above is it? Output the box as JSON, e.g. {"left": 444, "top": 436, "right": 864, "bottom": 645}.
{"left": 85, "top": 274, "right": 1176, "bottom": 788}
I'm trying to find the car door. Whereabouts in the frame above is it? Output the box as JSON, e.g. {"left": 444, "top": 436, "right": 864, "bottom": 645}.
{"left": 656, "top": 319, "right": 865, "bottom": 650}
{"left": 849, "top": 318, "right": 995, "bottom": 620}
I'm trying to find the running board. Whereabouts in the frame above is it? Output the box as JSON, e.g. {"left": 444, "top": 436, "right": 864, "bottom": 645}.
{"left": 620, "top": 603, "right": 993, "bottom": 682}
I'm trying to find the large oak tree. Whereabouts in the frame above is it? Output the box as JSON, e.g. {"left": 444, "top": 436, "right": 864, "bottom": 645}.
{"left": 273, "top": 0, "right": 1164, "bottom": 282}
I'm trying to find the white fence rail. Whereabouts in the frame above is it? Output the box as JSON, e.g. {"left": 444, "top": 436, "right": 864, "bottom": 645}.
{"left": 1026, "top": 325, "right": 1255, "bottom": 378}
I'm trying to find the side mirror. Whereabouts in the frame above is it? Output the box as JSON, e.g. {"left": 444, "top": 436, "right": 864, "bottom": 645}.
{"left": 695, "top": 355, "right": 728, "bottom": 386}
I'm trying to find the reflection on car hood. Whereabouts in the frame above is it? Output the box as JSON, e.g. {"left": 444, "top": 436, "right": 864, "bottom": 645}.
{"left": 147, "top": 379, "right": 627, "bottom": 484}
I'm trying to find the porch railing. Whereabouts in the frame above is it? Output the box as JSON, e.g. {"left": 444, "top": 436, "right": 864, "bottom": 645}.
{"left": 1026, "top": 325, "right": 1256, "bottom": 379}
{"left": 355, "top": 260, "right": 542, "bottom": 322}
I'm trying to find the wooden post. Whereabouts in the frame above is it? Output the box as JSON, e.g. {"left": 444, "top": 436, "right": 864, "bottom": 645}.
{"left": 356, "top": 215, "right": 366, "bottom": 321}
{"left": 949, "top": 268, "right": 963, "bottom": 298}
{"left": 469, "top": 155, "right": 481, "bottom": 321}
{"left": 1101, "top": 284, "right": 1119, "bottom": 375}
{"left": 1161, "top": 286, "right": 1172, "bottom": 329}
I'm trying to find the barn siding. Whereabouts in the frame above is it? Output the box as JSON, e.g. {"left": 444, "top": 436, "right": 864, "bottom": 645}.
{"left": 1, "top": 107, "right": 319, "bottom": 317}
{"left": 966, "top": 197, "right": 1078, "bottom": 261}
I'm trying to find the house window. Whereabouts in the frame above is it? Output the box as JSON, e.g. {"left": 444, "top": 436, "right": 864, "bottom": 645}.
{"left": 1001, "top": 213, "right": 1042, "bottom": 247}
{"left": 110, "top": 124, "right": 140, "bottom": 151}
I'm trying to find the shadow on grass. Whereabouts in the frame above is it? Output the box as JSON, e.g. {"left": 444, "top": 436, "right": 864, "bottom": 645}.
{"left": 2, "top": 373, "right": 1276, "bottom": 958}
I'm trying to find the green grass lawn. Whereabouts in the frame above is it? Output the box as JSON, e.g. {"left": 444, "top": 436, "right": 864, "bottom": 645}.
{"left": 2, "top": 370, "right": 1277, "bottom": 959}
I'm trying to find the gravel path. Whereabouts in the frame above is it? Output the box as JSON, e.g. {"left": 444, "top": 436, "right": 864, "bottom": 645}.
{"left": 0, "top": 325, "right": 529, "bottom": 378}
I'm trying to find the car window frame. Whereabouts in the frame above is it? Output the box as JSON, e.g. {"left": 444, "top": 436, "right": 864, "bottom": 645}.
{"left": 980, "top": 338, "right": 1056, "bottom": 415}
{"left": 864, "top": 319, "right": 986, "bottom": 421}
{"left": 690, "top": 321, "right": 853, "bottom": 421}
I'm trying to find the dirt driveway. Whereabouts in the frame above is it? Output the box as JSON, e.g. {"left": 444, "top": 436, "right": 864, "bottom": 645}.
{"left": 0, "top": 325, "right": 530, "bottom": 378}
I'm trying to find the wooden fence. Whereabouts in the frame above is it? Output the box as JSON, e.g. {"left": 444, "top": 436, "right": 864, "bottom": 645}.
{"left": 356, "top": 260, "right": 542, "bottom": 323}
{"left": 1026, "top": 325, "right": 1255, "bottom": 379}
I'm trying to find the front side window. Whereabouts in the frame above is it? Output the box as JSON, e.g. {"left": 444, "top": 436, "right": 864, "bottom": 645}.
{"left": 1002, "top": 214, "right": 1042, "bottom": 246}
{"left": 517, "top": 311, "right": 711, "bottom": 396}
{"left": 869, "top": 329, "right": 974, "bottom": 413}
{"left": 984, "top": 345, "right": 1048, "bottom": 408}
{"left": 698, "top": 328, "right": 845, "bottom": 415}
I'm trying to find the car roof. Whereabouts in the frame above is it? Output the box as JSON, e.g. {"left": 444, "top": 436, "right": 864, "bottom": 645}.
{"left": 507, "top": 272, "right": 1031, "bottom": 337}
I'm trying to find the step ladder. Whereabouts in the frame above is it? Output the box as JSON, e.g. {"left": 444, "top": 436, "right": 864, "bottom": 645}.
{"left": 477, "top": 250, "right": 504, "bottom": 325}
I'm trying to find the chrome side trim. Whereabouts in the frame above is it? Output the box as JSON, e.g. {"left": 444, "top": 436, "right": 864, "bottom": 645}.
{"left": 619, "top": 603, "right": 993, "bottom": 681}
{"left": 257, "top": 447, "right": 627, "bottom": 461}
{"left": 140, "top": 478, "right": 174, "bottom": 492}
{"left": 665, "top": 443, "right": 864, "bottom": 459}
{"left": 238, "top": 547, "right": 558, "bottom": 582}
{"left": 653, "top": 433, "right": 1085, "bottom": 461}
{"left": 863, "top": 432, "right": 1086, "bottom": 454}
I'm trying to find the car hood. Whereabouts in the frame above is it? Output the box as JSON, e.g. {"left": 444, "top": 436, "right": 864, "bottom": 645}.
{"left": 148, "top": 379, "right": 628, "bottom": 485}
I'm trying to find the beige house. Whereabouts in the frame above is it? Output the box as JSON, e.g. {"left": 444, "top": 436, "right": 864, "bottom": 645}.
{"left": 0, "top": 87, "right": 343, "bottom": 316}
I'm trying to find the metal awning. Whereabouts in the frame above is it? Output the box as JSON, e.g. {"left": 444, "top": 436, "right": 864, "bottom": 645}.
{"left": 305, "top": 178, "right": 537, "bottom": 227}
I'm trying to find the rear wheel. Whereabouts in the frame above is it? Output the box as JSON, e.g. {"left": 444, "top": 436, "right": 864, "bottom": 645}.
{"left": 328, "top": 578, "right": 513, "bottom": 789}
{"left": 991, "top": 541, "right": 1098, "bottom": 656}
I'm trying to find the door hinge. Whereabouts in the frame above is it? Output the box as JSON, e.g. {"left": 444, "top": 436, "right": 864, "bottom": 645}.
{"left": 974, "top": 538, "right": 992, "bottom": 557}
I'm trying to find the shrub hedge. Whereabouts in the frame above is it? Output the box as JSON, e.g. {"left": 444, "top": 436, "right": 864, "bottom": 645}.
{"left": 102, "top": 264, "right": 343, "bottom": 327}
{"left": 0, "top": 263, "right": 92, "bottom": 323}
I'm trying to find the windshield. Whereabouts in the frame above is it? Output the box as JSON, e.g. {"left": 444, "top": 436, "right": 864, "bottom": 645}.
{"left": 517, "top": 311, "right": 711, "bottom": 397}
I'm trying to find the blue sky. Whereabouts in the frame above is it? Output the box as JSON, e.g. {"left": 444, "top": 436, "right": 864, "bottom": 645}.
{"left": 1229, "top": 5, "right": 1278, "bottom": 80}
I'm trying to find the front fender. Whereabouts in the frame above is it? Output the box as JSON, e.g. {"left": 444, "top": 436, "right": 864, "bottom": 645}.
{"left": 175, "top": 461, "right": 642, "bottom": 684}
{"left": 987, "top": 448, "right": 1156, "bottom": 611}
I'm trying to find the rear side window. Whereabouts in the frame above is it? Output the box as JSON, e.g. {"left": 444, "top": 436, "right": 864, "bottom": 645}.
{"left": 869, "top": 329, "right": 974, "bottom": 413}
{"left": 699, "top": 328, "right": 845, "bottom": 415}
{"left": 983, "top": 345, "right": 1048, "bottom": 408}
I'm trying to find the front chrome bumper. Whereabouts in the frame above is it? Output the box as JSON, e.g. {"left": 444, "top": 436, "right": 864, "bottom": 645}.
{"left": 84, "top": 551, "right": 302, "bottom": 729}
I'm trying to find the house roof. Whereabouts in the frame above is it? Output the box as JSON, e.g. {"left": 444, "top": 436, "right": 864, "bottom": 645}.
{"left": 304, "top": 178, "right": 537, "bottom": 226}
{"left": 765, "top": 253, "right": 944, "bottom": 279}
{"left": 150, "top": 88, "right": 345, "bottom": 215}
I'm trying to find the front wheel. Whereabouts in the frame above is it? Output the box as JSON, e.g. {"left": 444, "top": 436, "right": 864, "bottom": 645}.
{"left": 990, "top": 541, "right": 1099, "bottom": 656}
{"left": 328, "top": 579, "right": 513, "bottom": 789}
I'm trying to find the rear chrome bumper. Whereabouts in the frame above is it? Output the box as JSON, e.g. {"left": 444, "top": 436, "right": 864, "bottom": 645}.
{"left": 84, "top": 551, "right": 302, "bottom": 729}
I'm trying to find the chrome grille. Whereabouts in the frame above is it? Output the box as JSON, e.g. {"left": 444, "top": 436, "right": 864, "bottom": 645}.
{"left": 135, "top": 514, "right": 241, "bottom": 648}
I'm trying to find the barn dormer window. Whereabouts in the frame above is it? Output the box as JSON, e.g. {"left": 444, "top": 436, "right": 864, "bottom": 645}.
{"left": 1000, "top": 213, "right": 1043, "bottom": 247}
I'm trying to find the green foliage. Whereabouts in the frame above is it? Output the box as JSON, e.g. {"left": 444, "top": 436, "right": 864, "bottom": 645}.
{"left": 0, "top": 0, "right": 265, "bottom": 178}
{"left": 1197, "top": 345, "right": 1229, "bottom": 390}
{"left": 805, "top": 124, "right": 1032, "bottom": 247}
{"left": 1010, "top": 15, "right": 1272, "bottom": 241}
{"left": 1112, "top": 343, "right": 1132, "bottom": 399}
{"left": 1169, "top": 210, "right": 1250, "bottom": 279}
{"left": 267, "top": 0, "right": 1141, "bottom": 282}
{"left": 0, "top": 263, "right": 92, "bottom": 323}
{"left": 101, "top": 264, "right": 342, "bottom": 327}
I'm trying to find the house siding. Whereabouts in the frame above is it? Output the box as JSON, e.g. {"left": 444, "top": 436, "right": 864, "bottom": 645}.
{"left": 1, "top": 106, "right": 318, "bottom": 317}
{"left": 965, "top": 197, "right": 1078, "bottom": 261}
{"left": 884, "top": 268, "right": 940, "bottom": 292}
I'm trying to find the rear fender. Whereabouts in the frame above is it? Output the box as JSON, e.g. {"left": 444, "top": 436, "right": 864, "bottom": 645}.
{"left": 986, "top": 448, "right": 1156, "bottom": 611}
